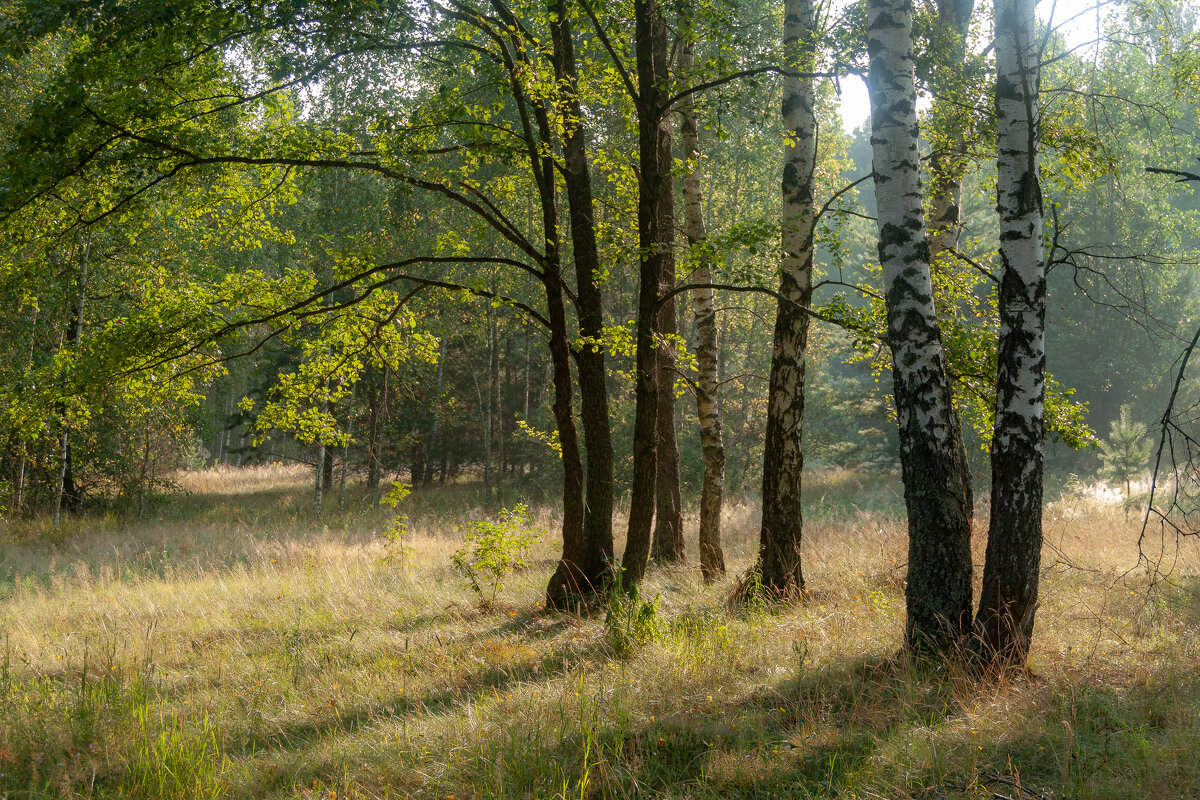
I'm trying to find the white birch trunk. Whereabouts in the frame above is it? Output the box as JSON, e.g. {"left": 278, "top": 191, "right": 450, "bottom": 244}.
{"left": 756, "top": 0, "right": 817, "bottom": 598}
{"left": 677, "top": 16, "right": 726, "bottom": 583}
{"left": 974, "top": 0, "right": 1045, "bottom": 665}
{"left": 867, "top": 0, "right": 974, "bottom": 650}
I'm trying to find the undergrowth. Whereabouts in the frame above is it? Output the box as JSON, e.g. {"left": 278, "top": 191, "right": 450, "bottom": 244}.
{"left": 0, "top": 465, "right": 1197, "bottom": 799}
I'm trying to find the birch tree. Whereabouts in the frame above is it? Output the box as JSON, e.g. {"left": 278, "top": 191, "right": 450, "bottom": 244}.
{"left": 755, "top": 0, "right": 818, "bottom": 598}
{"left": 676, "top": 2, "right": 726, "bottom": 582}
{"left": 867, "top": 0, "right": 974, "bottom": 652}
{"left": 973, "top": 0, "right": 1045, "bottom": 666}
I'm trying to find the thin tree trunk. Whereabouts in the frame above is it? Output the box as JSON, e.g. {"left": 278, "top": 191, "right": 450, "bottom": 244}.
{"left": 547, "top": 0, "right": 616, "bottom": 606}
{"left": 651, "top": 273, "right": 685, "bottom": 564}
{"left": 926, "top": 0, "right": 976, "bottom": 266}
{"left": 54, "top": 234, "right": 90, "bottom": 529}
{"left": 314, "top": 436, "right": 325, "bottom": 520}
{"left": 367, "top": 368, "right": 385, "bottom": 499}
{"left": 483, "top": 306, "right": 496, "bottom": 505}
{"left": 677, "top": 13, "right": 726, "bottom": 582}
{"left": 623, "top": 0, "right": 675, "bottom": 586}
{"left": 424, "top": 339, "right": 446, "bottom": 486}
{"left": 339, "top": 382, "right": 356, "bottom": 512}
{"left": 477, "top": 1, "right": 589, "bottom": 604}
{"left": 867, "top": 0, "right": 974, "bottom": 653}
{"left": 755, "top": 0, "right": 818, "bottom": 599}
{"left": 974, "top": 0, "right": 1045, "bottom": 667}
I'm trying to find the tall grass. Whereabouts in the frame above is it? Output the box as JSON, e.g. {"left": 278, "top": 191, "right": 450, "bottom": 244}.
{"left": 0, "top": 465, "right": 1197, "bottom": 798}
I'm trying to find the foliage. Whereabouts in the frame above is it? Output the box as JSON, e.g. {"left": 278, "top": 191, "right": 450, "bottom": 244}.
{"left": 379, "top": 481, "right": 413, "bottom": 563}
{"left": 451, "top": 504, "right": 542, "bottom": 607}
{"left": 603, "top": 575, "right": 662, "bottom": 658}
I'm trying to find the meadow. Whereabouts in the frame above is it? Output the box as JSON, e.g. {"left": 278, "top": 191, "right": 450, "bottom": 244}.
{"left": 1, "top": 465, "right": 1198, "bottom": 799}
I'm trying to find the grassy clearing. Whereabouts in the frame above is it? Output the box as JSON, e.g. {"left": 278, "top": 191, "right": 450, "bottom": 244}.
{"left": 1, "top": 466, "right": 1198, "bottom": 799}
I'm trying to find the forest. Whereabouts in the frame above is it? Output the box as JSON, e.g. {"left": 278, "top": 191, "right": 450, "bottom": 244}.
{"left": 1, "top": 0, "right": 1199, "bottom": 796}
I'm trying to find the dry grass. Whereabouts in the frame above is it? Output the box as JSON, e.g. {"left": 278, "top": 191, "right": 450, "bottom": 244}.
{"left": 1, "top": 466, "right": 1198, "bottom": 799}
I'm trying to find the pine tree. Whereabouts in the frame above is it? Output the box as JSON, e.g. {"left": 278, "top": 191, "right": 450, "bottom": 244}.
{"left": 1098, "top": 404, "right": 1152, "bottom": 506}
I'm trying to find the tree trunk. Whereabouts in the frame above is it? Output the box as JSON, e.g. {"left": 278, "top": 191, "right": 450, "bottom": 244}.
{"left": 925, "top": 0, "right": 975, "bottom": 266}
{"left": 756, "top": 0, "right": 818, "bottom": 600}
{"left": 480, "top": 11, "right": 589, "bottom": 608}
{"left": 314, "top": 437, "right": 326, "bottom": 520}
{"left": 366, "top": 368, "right": 385, "bottom": 499}
{"left": 651, "top": 273, "right": 685, "bottom": 564}
{"left": 974, "top": 0, "right": 1045, "bottom": 668}
{"left": 54, "top": 235, "right": 90, "bottom": 529}
{"left": 677, "top": 13, "right": 726, "bottom": 583}
{"left": 622, "top": 0, "right": 675, "bottom": 586}
{"left": 424, "top": 338, "right": 446, "bottom": 486}
{"left": 339, "top": 382, "right": 356, "bottom": 512}
{"left": 483, "top": 306, "right": 496, "bottom": 504}
{"left": 867, "top": 0, "right": 974, "bottom": 653}
{"left": 547, "top": 0, "right": 616, "bottom": 605}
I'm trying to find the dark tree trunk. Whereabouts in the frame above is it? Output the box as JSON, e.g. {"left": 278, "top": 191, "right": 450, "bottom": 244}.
{"left": 424, "top": 338, "right": 447, "bottom": 486}
{"left": 973, "top": 0, "right": 1045, "bottom": 668}
{"left": 54, "top": 235, "right": 90, "bottom": 528}
{"left": 475, "top": 0, "right": 588, "bottom": 608}
{"left": 366, "top": 369, "right": 385, "bottom": 498}
{"left": 867, "top": 0, "right": 974, "bottom": 653}
{"left": 547, "top": 0, "right": 616, "bottom": 604}
{"left": 651, "top": 270, "right": 685, "bottom": 564}
{"left": 622, "top": 0, "right": 675, "bottom": 586}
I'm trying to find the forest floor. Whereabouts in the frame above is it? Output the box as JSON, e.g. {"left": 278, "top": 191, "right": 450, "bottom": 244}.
{"left": 1, "top": 465, "right": 1199, "bottom": 799}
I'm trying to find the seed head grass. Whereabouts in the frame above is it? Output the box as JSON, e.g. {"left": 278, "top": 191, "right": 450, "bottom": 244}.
{"left": 0, "top": 465, "right": 1197, "bottom": 798}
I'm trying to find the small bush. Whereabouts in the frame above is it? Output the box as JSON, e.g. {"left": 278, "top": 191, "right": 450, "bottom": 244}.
{"left": 604, "top": 578, "right": 661, "bottom": 657}
{"left": 451, "top": 504, "right": 541, "bottom": 607}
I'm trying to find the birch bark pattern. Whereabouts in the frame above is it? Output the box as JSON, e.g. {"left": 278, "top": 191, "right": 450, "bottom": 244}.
{"left": 867, "top": 0, "right": 974, "bottom": 651}
{"left": 622, "top": 0, "right": 675, "bottom": 585}
{"left": 974, "top": 0, "right": 1045, "bottom": 665}
{"left": 756, "top": 0, "right": 817, "bottom": 598}
{"left": 677, "top": 20, "right": 726, "bottom": 583}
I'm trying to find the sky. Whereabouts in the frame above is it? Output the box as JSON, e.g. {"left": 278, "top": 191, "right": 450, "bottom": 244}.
{"left": 836, "top": 0, "right": 1121, "bottom": 131}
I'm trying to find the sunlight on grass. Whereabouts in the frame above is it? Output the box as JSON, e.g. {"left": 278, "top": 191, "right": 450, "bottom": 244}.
{"left": 1, "top": 465, "right": 1198, "bottom": 798}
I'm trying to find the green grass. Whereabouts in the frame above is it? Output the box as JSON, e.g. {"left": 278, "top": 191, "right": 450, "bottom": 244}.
{"left": 1, "top": 465, "right": 1198, "bottom": 798}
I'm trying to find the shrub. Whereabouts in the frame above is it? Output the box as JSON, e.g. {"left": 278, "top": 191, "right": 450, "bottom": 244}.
{"left": 451, "top": 504, "right": 541, "bottom": 607}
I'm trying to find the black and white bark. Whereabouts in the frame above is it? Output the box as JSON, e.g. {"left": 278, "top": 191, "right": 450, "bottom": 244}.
{"left": 756, "top": 0, "right": 818, "bottom": 599}
{"left": 677, "top": 15, "right": 726, "bottom": 583}
{"left": 867, "top": 0, "right": 974, "bottom": 652}
{"left": 973, "top": 0, "right": 1045, "bottom": 666}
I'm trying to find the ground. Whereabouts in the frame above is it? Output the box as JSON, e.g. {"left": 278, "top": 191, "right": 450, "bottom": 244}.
{"left": 1, "top": 465, "right": 1198, "bottom": 799}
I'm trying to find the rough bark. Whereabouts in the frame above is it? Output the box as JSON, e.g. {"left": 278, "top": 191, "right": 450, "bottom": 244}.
{"left": 677, "top": 18, "right": 726, "bottom": 583}
{"left": 651, "top": 270, "right": 685, "bottom": 565}
{"left": 622, "top": 0, "right": 675, "bottom": 585}
{"left": 481, "top": 2, "right": 588, "bottom": 610}
{"left": 867, "top": 0, "right": 974, "bottom": 653}
{"left": 547, "top": 0, "right": 616, "bottom": 603}
{"left": 973, "top": 0, "right": 1045, "bottom": 667}
{"left": 755, "top": 0, "right": 817, "bottom": 599}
